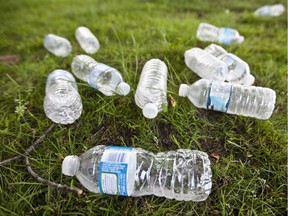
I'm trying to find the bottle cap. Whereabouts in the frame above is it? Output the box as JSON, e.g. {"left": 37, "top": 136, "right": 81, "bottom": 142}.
{"left": 178, "top": 84, "right": 190, "bottom": 97}
{"left": 237, "top": 36, "right": 245, "bottom": 44}
{"left": 62, "top": 155, "right": 80, "bottom": 176}
{"left": 116, "top": 82, "right": 130, "bottom": 96}
{"left": 242, "top": 74, "right": 255, "bottom": 86}
{"left": 143, "top": 103, "right": 158, "bottom": 119}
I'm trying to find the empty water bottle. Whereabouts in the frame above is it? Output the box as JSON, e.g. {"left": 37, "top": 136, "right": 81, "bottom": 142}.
{"left": 184, "top": 47, "right": 228, "bottom": 81}
{"left": 71, "top": 55, "right": 130, "bottom": 96}
{"left": 43, "top": 34, "right": 72, "bottom": 57}
{"left": 44, "top": 69, "right": 82, "bottom": 124}
{"left": 75, "top": 26, "right": 100, "bottom": 54}
{"left": 62, "top": 145, "right": 212, "bottom": 201}
{"left": 254, "top": 4, "right": 285, "bottom": 16}
{"left": 134, "top": 59, "right": 168, "bottom": 119}
{"left": 196, "top": 23, "right": 244, "bottom": 45}
{"left": 179, "top": 79, "right": 276, "bottom": 120}
{"left": 204, "top": 44, "right": 255, "bottom": 85}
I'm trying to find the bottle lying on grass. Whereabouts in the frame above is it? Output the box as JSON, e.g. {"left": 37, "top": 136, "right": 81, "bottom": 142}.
{"left": 71, "top": 55, "right": 130, "bottom": 96}
{"left": 179, "top": 79, "right": 276, "bottom": 120}
{"left": 134, "top": 59, "right": 168, "bottom": 119}
{"left": 62, "top": 145, "right": 212, "bottom": 201}
{"left": 75, "top": 26, "right": 100, "bottom": 54}
{"left": 196, "top": 23, "right": 244, "bottom": 45}
{"left": 44, "top": 69, "right": 82, "bottom": 124}
{"left": 43, "top": 34, "right": 72, "bottom": 57}
{"left": 204, "top": 44, "right": 255, "bottom": 85}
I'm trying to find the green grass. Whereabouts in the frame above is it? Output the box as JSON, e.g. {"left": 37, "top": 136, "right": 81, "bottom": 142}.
{"left": 0, "top": 0, "right": 287, "bottom": 215}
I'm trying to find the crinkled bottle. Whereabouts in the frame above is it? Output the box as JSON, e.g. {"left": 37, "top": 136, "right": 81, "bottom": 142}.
{"left": 62, "top": 145, "right": 212, "bottom": 201}
{"left": 71, "top": 55, "right": 130, "bottom": 96}
{"left": 75, "top": 26, "right": 100, "bottom": 54}
{"left": 43, "top": 34, "right": 72, "bottom": 57}
{"left": 204, "top": 44, "right": 255, "bottom": 85}
{"left": 196, "top": 23, "right": 244, "bottom": 45}
{"left": 44, "top": 69, "right": 82, "bottom": 124}
{"left": 184, "top": 47, "right": 228, "bottom": 81}
{"left": 134, "top": 59, "right": 168, "bottom": 119}
{"left": 179, "top": 79, "right": 276, "bottom": 120}
{"left": 254, "top": 4, "right": 285, "bottom": 16}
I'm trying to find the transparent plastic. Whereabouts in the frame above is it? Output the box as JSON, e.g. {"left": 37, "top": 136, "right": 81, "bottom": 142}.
{"left": 71, "top": 55, "right": 130, "bottom": 96}
{"left": 179, "top": 79, "right": 276, "bottom": 120}
{"left": 44, "top": 69, "right": 82, "bottom": 124}
{"left": 75, "top": 26, "right": 100, "bottom": 54}
{"left": 43, "top": 34, "right": 72, "bottom": 57}
{"left": 196, "top": 23, "right": 244, "bottom": 45}
{"left": 62, "top": 145, "right": 212, "bottom": 201}
{"left": 184, "top": 47, "right": 228, "bottom": 81}
{"left": 204, "top": 44, "right": 255, "bottom": 85}
{"left": 134, "top": 59, "right": 168, "bottom": 118}
{"left": 254, "top": 4, "right": 285, "bottom": 16}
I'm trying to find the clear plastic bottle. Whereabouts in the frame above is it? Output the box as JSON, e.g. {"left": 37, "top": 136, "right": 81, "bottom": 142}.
{"left": 179, "top": 79, "right": 276, "bottom": 120}
{"left": 196, "top": 23, "right": 244, "bottom": 45}
{"left": 254, "top": 4, "right": 285, "bottom": 16}
{"left": 43, "top": 34, "right": 72, "bottom": 57}
{"left": 204, "top": 44, "right": 255, "bottom": 85}
{"left": 134, "top": 59, "right": 168, "bottom": 119}
{"left": 71, "top": 55, "right": 130, "bottom": 96}
{"left": 184, "top": 47, "right": 228, "bottom": 81}
{"left": 44, "top": 69, "right": 82, "bottom": 124}
{"left": 62, "top": 145, "right": 212, "bottom": 201}
{"left": 75, "top": 26, "right": 100, "bottom": 54}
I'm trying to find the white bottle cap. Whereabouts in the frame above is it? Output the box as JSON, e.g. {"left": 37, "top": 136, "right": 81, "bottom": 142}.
{"left": 62, "top": 155, "right": 80, "bottom": 176}
{"left": 143, "top": 103, "right": 158, "bottom": 119}
{"left": 179, "top": 84, "right": 190, "bottom": 97}
{"left": 116, "top": 82, "right": 130, "bottom": 96}
{"left": 242, "top": 74, "right": 255, "bottom": 86}
{"left": 237, "top": 36, "right": 245, "bottom": 44}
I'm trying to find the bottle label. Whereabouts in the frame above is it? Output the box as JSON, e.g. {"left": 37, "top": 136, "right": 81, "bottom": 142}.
{"left": 220, "top": 28, "right": 235, "bottom": 45}
{"left": 98, "top": 146, "right": 134, "bottom": 196}
{"left": 207, "top": 81, "right": 232, "bottom": 112}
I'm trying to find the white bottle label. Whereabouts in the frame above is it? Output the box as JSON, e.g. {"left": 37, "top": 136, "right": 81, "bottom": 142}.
{"left": 207, "top": 82, "right": 232, "bottom": 112}
{"left": 98, "top": 146, "right": 134, "bottom": 196}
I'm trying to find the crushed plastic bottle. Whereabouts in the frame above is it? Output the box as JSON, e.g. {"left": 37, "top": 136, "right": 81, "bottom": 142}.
{"left": 196, "top": 23, "right": 244, "bottom": 45}
{"left": 62, "top": 145, "right": 212, "bottom": 201}
{"left": 184, "top": 47, "right": 228, "bottom": 81}
{"left": 75, "top": 26, "right": 100, "bottom": 54}
{"left": 134, "top": 59, "right": 168, "bottom": 119}
{"left": 43, "top": 34, "right": 72, "bottom": 57}
{"left": 71, "top": 55, "right": 130, "bottom": 96}
{"left": 204, "top": 44, "right": 255, "bottom": 85}
{"left": 44, "top": 69, "right": 82, "bottom": 124}
{"left": 179, "top": 79, "right": 276, "bottom": 120}
{"left": 254, "top": 4, "right": 285, "bottom": 16}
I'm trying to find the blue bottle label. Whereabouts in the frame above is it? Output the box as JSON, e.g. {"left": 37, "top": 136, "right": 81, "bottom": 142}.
{"left": 98, "top": 146, "right": 134, "bottom": 196}
{"left": 220, "top": 28, "right": 235, "bottom": 45}
{"left": 207, "top": 81, "right": 232, "bottom": 112}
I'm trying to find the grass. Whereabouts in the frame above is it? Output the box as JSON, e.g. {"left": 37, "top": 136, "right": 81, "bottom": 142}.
{"left": 0, "top": 0, "right": 287, "bottom": 215}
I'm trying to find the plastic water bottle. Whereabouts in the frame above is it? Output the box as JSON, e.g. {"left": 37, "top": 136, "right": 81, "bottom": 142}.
{"left": 179, "top": 79, "right": 276, "bottom": 120}
{"left": 75, "top": 26, "right": 100, "bottom": 54}
{"left": 254, "top": 4, "right": 285, "bottom": 16}
{"left": 43, "top": 34, "right": 72, "bottom": 57}
{"left": 196, "top": 23, "right": 244, "bottom": 45}
{"left": 134, "top": 59, "right": 168, "bottom": 119}
{"left": 44, "top": 69, "right": 82, "bottom": 124}
{"left": 71, "top": 55, "right": 130, "bottom": 96}
{"left": 184, "top": 47, "right": 228, "bottom": 81}
{"left": 204, "top": 44, "right": 255, "bottom": 85}
{"left": 62, "top": 145, "right": 212, "bottom": 201}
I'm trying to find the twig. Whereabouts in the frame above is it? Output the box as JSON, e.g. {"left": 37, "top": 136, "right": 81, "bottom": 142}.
{"left": 25, "top": 157, "right": 83, "bottom": 195}
{"left": 0, "top": 124, "right": 56, "bottom": 166}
